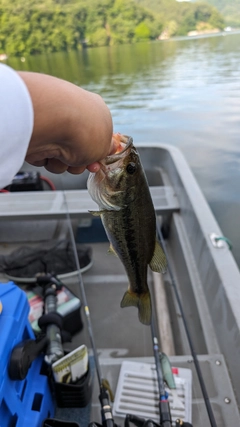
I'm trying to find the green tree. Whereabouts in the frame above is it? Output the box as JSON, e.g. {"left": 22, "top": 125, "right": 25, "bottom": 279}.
{"left": 0, "top": 0, "right": 225, "bottom": 57}
{"left": 134, "top": 22, "right": 151, "bottom": 40}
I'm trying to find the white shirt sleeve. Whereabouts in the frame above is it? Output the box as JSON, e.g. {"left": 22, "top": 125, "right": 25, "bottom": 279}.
{"left": 0, "top": 64, "right": 34, "bottom": 189}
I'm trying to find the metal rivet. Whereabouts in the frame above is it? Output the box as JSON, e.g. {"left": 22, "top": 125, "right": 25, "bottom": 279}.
{"left": 215, "top": 360, "right": 221, "bottom": 366}
{"left": 224, "top": 398, "right": 231, "bottom": 404}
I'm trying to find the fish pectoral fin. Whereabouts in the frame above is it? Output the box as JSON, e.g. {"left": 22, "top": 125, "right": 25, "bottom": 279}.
{"left": 149, "top": 239, "right": 167, "bottom": 273}
{"left": 88, "top": 209, "right": 109, "bottom": 216}
{"left": 120, "top": 290, "right": 152, "bottom": 325}
{"left": 108, "top": 244, "right": 118, "bottom": 257}
{"left": 88, "top": 210, "right": 102, "bottom": 216}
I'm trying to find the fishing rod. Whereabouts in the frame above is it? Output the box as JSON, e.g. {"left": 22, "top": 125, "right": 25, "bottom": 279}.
{"left": 62, "top": 188, "right": 173, "bottom": 427}
{"left": 61, "top": 182, "right": 189, "bottom": 427}
{"left": 125, "top": 304, "right": 193, "bottom": 427}
{"left": 150, "top": 318, "right": 172, "bottom": 427}
{"left": 156, "top": 219, "right": 217, "bottom": 427}
{"left": 62, "top": 188, "right": 117, "bottom": 427}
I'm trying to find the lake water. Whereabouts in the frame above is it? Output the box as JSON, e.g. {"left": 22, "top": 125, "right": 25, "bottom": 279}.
{"left": 7, "top": 33, "right": 240, "bottom": 267}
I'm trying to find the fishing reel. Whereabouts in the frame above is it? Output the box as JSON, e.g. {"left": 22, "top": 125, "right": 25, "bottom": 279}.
{"left": 89, "top": 413, "right": 193, "bottom": 427}
{"left": 124, "top": 414, "right": 193, "bottom": 427}
{"left": 175, "top": 421, "right": 193, "bottom": 427}
{"left": 9, "top": 274, "right": 68, "bottom": 380}
{"left": 89, "top": 422, "right": 120, "bottom": 427}
{"left": 88, "top": 384, "right": 121, "bottom": 427}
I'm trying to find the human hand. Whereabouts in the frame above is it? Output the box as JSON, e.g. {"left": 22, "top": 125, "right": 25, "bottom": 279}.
{"left": 87, "top": 135, "right": 120, "bottom": 172}
{"left": 19, "top": 72, "right": 114, "bottom": 175}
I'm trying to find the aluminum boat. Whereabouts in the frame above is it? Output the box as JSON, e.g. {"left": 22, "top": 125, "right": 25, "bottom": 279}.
{"left": 0, "top": 143, "right": 239, "bottom": 427}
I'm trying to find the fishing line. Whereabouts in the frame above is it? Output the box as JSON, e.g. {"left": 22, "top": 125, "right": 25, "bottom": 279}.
{"left": 150, "top": 275, "right": 172, "bottom": 426}
{"left": 61, "top": 184, "right": 117, "bottom": 427}
{"left": 60, "top": 182, "right": 103, "bottom": 389}
{"left": 60, "top": 179, "right": 171, "bottom": 426}
{"left": 150, "top": 319, "right": 172, "bottom": 427}
{"left": 156, "top": 219, "right": 217, "bottom": 427}
{"left": 151, "top": 312, "right": 166, "bottom": 398}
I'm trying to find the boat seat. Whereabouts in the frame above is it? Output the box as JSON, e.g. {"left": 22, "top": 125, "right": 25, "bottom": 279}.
{"left": 0, "top": 186, "right": 179, "bottom": 221}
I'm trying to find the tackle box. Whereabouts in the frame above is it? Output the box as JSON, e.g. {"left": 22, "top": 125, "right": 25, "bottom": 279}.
{"left": 0, "top": 281, "right": 55, "bottom": 427}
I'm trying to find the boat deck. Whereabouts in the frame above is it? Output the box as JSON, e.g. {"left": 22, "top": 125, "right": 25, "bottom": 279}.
{"left": 1, "top": 237, "right": 239, "bottom": 426}
{"left": 63, "top": 242, "right": 240, "bottom": 427}
{"left": 1, "top": 143, "right": 240, "bottom": 426}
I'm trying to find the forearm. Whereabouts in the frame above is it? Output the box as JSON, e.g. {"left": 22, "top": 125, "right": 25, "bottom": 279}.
{"left": 18, "top": 72, "right": 71, "bottom": 149}
{"left": 18, "top": 71, "right": 113, "bottom": 172}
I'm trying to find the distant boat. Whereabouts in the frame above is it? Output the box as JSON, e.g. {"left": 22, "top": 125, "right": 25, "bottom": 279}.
{"left": 0, "top": 54, "right": 7, "bottom": 61}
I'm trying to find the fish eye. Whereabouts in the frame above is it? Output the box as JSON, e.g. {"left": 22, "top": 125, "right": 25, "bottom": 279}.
{"left": 126, "top": 162, "right": 136, "bottom": 174}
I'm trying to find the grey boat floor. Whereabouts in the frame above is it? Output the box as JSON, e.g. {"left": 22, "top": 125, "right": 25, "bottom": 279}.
{"left": 0, "top": 241, "right": 239, "bottom": 427}
{"left": 63, "top": 243, "right": 240, "bottom": 427}
{"left": 66, "top": 242, "right": 153, "bottom": 357}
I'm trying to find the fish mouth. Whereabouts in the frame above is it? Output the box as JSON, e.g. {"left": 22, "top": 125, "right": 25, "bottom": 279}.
{"left": 100, "top": 135, "right": 133, "bottom": 167}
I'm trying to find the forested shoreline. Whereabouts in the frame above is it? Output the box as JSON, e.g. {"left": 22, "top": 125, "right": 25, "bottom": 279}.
{"left": 0, "top": 0, "right": 224, "bottom": 57}
{"left": 202, "top": 0, "right": 240, "bottom": 27}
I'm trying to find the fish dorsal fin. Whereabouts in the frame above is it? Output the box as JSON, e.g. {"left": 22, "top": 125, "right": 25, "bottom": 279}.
{"left": 149, "top": 239, "right": 167, "bottom": 273}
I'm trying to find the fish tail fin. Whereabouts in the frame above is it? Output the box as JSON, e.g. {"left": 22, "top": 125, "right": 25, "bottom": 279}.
{"left": 120, "top": 290, "right": 152, "bottom": 325}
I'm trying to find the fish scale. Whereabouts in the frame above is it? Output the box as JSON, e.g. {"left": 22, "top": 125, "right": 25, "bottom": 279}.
{"left": 87, "top": 133, "right": 167, "bottom": 325}
{"left": 103, "top": 208, "right": 146, "bottom": 294}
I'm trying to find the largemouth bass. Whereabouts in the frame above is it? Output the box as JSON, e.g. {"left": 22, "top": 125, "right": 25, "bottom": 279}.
{"left": 87, "top": 134, "right": 167, "bottom": 325}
